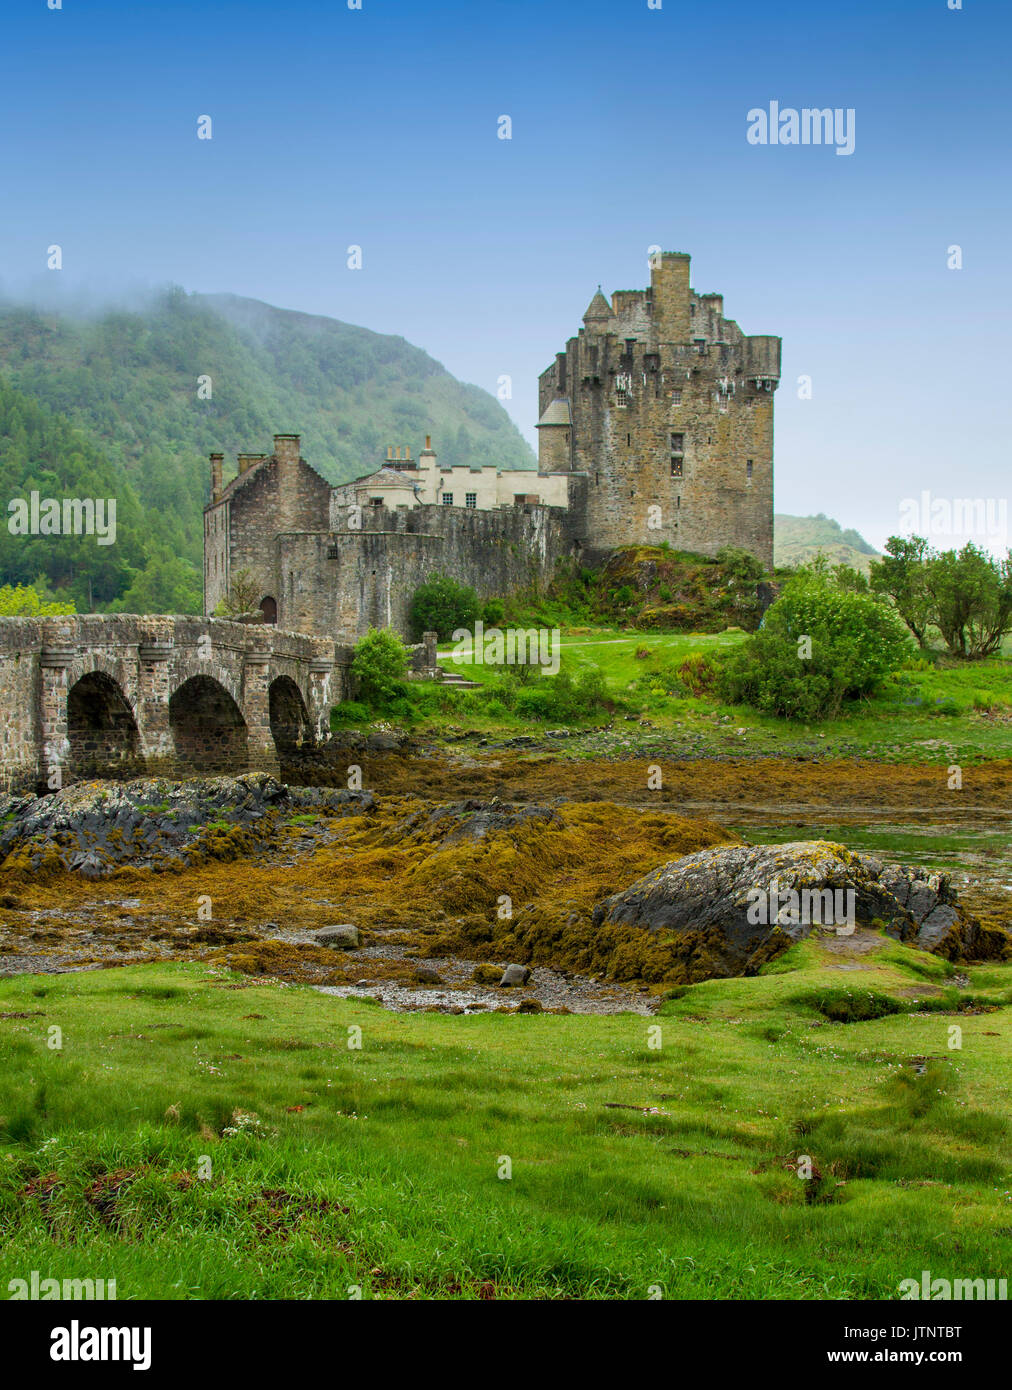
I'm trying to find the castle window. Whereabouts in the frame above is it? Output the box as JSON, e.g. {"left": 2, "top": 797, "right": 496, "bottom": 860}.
{"left": 670, "top": 433, "right": 684, "bottom": 452}
{"left": 746, "top": 460, "right": 754, "bottom": 480}
{"left": 671, "top": 389, "right": 682, "bottom": 406}
{"left": 370, "top": 496, "right": 383, "bottom": 506}
{"left": 465, "top": 492, "right": 477, "bottom": 509}
{"left": 670, "top": 458, "right": 683, "bottom": 478}
{"left": 441, "top": 493, "right": 453, "bottom": 505}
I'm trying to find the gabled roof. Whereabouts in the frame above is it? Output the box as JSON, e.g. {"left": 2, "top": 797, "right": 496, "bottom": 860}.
{"left": 353, "top": 467, "right": 419, "bottom": 490}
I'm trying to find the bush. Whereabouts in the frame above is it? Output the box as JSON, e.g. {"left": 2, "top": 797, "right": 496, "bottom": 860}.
{"left": 482, "top": 597, "right": 506, "bottom": 627}
{"left": 330, "top": 700, "right": 371, "bottom": 727}
{"left": 716, "top": 561, "right": 911, "bottom": 720}
{"left": 409, "top": 573, "right": 480, "bottom": 640}
{"left": 350, "top": 628, "right": 409, "bottom": 708}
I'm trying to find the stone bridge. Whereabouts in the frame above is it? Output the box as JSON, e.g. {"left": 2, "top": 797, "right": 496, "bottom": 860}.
{"left": 0, "top": 615, "right": 354, "bottom": 793}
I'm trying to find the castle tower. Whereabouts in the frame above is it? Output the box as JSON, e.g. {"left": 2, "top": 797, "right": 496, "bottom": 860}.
{"left": 537, "top": 251, "right": 780, "bottom": 569}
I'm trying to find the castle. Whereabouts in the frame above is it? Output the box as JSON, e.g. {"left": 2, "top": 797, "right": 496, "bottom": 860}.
{"left": 203, "top": 252, "right": 780, "bottom": 638}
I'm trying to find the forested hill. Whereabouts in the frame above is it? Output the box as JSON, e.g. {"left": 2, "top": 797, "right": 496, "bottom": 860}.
{"left": 774, "top": 513, "right": 880, "bottom": 572}
{"left": 0, "top": 288, "right": 535, "bottom": 612}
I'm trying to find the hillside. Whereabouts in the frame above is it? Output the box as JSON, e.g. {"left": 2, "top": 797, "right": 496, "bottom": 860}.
{"left": 0, "top": 289, "right": 535, "bottom": 611}
{"left": 774, "top": 513, "right": 880, "bottom": 572}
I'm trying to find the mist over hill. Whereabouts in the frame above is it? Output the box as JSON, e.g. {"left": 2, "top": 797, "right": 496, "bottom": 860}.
{"left": 774, "top": 513, "right": 880, "bottom": 572}
{"left": 0, "top": 288, "right": 535, "bottom": 612}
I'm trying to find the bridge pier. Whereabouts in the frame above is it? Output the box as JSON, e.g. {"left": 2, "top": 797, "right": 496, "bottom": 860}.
{"left": 136, "top": 642, "right": 174, "bottom": 768}
{"left": 241, "top": 647, "right": 281, "bottom": 777}
{"left": 38, "top": 647, "right": 75, "bottom": 790}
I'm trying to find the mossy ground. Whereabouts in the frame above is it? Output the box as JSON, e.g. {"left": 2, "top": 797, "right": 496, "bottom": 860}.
{"left": 0, "top": 935, "right": 1009, "bottom": 1299}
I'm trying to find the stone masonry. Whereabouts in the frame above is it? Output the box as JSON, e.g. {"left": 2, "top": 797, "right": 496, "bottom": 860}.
{"left": 0, "top": 614, "right": 350, "bottom": 794}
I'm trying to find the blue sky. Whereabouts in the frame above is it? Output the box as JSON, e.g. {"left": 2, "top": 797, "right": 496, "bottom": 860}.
{"left": 1, "top": 0, "right": 1008, "bottom": 551}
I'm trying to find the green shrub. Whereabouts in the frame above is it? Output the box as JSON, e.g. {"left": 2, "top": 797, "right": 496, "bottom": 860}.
{"left": 716, "top": 561, "right": 911, "bottom": 720}
{"left": 350, "top": 628, "right": 409, "bottom": 708}
{"left": 409, "top": 573, "right": 480, "bottom": 640}
{"left": 482, "top": 597, "right": 506, "bottom": 626}
{"left": 330, "top": 700, "right": 371, "bottom": 727}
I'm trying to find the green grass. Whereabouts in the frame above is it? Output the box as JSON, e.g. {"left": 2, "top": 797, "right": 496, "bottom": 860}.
{"left": 412, "top": 627, "right": 1012, "bottom": 761}
{"left": 1, "top": 939, "right": 1009, "bottom": 1300}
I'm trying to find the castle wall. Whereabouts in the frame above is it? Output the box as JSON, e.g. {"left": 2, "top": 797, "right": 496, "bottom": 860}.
{"left": 281, "top": 502, "right": 574, "bottom": 640}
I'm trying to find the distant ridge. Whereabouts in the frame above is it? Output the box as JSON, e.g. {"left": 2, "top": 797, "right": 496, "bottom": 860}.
{"left": 774, "top": 513, "right": 880, "bottom": 572}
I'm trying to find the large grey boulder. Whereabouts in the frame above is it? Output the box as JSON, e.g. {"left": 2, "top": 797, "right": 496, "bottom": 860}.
{"left": 500, "top": 964, "right": 532, "bottom": 987}
{"left": 315, "top": 925, "right": 360, "bottom": 950}
{"left": 592, "top": 840, "right": 1008, "bottom": 982}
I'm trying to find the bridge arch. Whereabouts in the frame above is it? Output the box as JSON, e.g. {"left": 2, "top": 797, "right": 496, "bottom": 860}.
{"left": 67, "top": 671, "right": 144, "bottom": 781}
{"left": 169, "top": 675, "right": 248, "bottom": 774}
{"left": 268, "top": 675, "right": 313, "bottom": 758}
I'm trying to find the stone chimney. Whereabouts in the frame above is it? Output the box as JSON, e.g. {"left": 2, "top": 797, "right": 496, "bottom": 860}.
{"left": 238, "top": 452, "right": 267, "bottom": 475}
{"left": 210, "top": 452, "right": 223, "bottom": 501}
{"left": 418, "top": 435, "right": 436, "bottom": 468}
{"left": 274, "top": 433, "right": 302, "bottom": 533}
{"left": 274, "top": 434, "right": 301, "bottom": 467}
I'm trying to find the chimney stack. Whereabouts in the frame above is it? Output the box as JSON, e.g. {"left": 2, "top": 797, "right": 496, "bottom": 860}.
{"left": 210, "top": 452, "right": 223, "bottom": 501}
{"left": 274, "top": 434, "right": 301, "bottom": 467}
{"left": 238, "top": 452, "right": 267, "bottom": 475}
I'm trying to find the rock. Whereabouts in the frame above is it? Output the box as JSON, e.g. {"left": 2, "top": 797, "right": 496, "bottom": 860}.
{"left": 0, "top": 776, "right": 379, "bottom": 880}
{"left": 315, "top": 925, "right": 360, "bottom": 950}
{"left": 516, "top": 998, "right": 543, "bottom": 1014}
{"left": 412, "top": 965, "right": 443, "bottom": 985}
{"left": 500, "top": 964, "right": 531, "bottom": 987}
{"left": 592, "top": 840, "right": 1009, "bottom": 983}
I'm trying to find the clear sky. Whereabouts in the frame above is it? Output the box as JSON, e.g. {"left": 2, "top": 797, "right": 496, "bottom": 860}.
{"left": 1, "top": 0, "right": 1008, "bottom": 551}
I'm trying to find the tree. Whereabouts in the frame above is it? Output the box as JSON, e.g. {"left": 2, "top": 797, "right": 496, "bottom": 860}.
{"left": 870, "top": 536, "right": 932, "bottom": 646}
{"left": 351, "top": 628, "right": 409, "bottom": 707}
{"left": 409, "top": 573, "right": 480, "bottom": 640}
{"left": 213, "top": 568, "right": 262, "bottom": 618}
{"left": 109, "top": 548, "right": 202, "bottom": 615}
{"left": 0, "top": 583, "right": 75, "bottom": 616}
{"left": 717, "top": 562, "right": 911, "bottom": 720}
{"left": 924, "top": 543, "right": 1012, "bottom": 659}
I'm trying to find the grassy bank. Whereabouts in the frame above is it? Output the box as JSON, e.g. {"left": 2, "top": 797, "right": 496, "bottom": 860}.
{"left": 333, "top": 627, "right": 1012, "bottom": 763}
{"left": 1, "top": 938, "right": 1009, "bottom": 1300}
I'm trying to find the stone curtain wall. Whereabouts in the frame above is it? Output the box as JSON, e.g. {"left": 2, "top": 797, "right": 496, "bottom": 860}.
{"left": 283, "top": 501, "right": 576, "bottom": 639}
{"left": 0, "top": 615, "right": 350, "bottom": 792}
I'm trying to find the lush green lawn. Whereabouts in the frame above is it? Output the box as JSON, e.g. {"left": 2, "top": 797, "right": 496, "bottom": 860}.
{"left": 424, "top": 628, "right": 1012, "bottom": 762}
{"left": 2, "top": 939, "right": 1009, "bottom": 1300}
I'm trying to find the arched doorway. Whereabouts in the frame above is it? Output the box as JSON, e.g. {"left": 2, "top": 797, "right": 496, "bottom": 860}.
{"left": 259, "top": 596, "right": 278, "bottom": 625}
{"left": 268, "top": 676, "right": 312, "bottom": 759}
{"left": 169, "top": 675, "right": 248, "bottom": 773}
{"left": 67, "top": 672, "right": 144, "bottom": 781}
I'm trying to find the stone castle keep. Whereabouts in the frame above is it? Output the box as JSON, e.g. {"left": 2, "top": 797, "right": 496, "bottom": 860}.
{"left": 203, "top": 252, "right": 780, "bottom": 638}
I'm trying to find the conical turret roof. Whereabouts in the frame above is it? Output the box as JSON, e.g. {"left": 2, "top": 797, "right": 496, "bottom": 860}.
{"left": 583, "top": 287, "right": 613, "bottom": 323}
